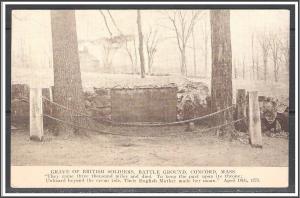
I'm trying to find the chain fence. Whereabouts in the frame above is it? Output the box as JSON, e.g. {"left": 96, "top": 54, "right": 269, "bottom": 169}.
{"left": 12, "top": 96, "right": 245, "bottom": 137}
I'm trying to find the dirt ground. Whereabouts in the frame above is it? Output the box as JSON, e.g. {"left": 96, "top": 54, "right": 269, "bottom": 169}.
{"left": 11, "top": 125, "right": 288, "bottom": 166}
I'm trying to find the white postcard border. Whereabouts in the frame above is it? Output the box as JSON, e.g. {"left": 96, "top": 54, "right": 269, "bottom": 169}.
{"left": 1, "top": 1, "right": 298, "bottom": 197}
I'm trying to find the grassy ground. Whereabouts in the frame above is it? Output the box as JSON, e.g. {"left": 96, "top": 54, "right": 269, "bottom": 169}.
{"left": 11, "top": 125, "right": 288, "bottom": 166}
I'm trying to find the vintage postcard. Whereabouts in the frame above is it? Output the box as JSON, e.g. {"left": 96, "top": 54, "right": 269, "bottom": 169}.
{"left": 1, "top": 0, "right": 298, "bottom": 196}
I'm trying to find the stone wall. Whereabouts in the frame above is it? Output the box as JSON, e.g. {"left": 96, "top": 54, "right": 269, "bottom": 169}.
{"left": 11, "top": 84, "right": 287, "bottom": 132}
{"left": 9, "top": 83, "right": 211, "bottom": 127}
{"left": 11, "top": 84, "right": 53, "bottom": 128}
{"left": 11, "top": 84, "right": 30, "bottom": 128}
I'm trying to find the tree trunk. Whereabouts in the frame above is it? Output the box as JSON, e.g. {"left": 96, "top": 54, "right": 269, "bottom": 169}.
{"left": 274, "top": 61, "right": 278, "bottom": 82}
{"left": 210, "top": 10, "right": 233, "bottom": 126}
{"left": 147, "top": 52, "right": 151, "bottom": 75}
{"left": 251, "top": 33, "right": 255, "bottom": 80}
{"left": 256, "top": 60, "right": 259, "bottom": 80}
{"left": 204, "top": 22, "right": 208, "bottom": 77}
{"left": 50, "top": 10, "right": 86, "bottom": 137}
{"left": 192, "top": 27, "right": 197, "bottom": 76}
{"left": 180, "top": 47, "right": 187, "bottom": 76}
{"left": 234, "top": 59, "right": 237, "bottom": 79}
{"left": 242, "top": 59, "right": 245, "bottom": 80}
{"left": 133, "top": 38, "right": 138, "bottom": 73}
{"left": 285, "top": 39, "right": 289, "bottom": 73}
{"left": 137, "top": 10, "right": 145, "bottom": 78}
{"left": 263, "top": 58, "right": 267, "bottom": 81}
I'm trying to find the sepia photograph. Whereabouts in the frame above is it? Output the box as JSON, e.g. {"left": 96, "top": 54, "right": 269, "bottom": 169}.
{"left": 11, "top": 9, "right": 290, "bottom": 167}
{"left": 1, "top": 0, "right": 298, "bottom": 195}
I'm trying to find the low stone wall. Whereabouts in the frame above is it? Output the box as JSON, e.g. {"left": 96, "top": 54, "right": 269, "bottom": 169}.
{"left": 11, "top": 84, "right": 30, "bottom": 128}
{"left": 84, "top": 88, "right": 111, "bottom": 120}
{"left": 11, "top": 84, "right": 53, "bottom": 128}
{"left": 11, "top": 84, "right": 287, "bottom": 133}
{"left": 11, "top": 83, "right": 208, "bottom": 127}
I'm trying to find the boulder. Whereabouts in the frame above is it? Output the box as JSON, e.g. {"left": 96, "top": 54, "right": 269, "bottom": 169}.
{"left": 259, "top": 96, "right": 289, "bottom": 133}
{"left": 177, "top": 81, "right": 210, "bottom": 121}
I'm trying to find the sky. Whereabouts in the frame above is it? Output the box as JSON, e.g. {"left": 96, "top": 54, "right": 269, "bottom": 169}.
{"left": 11, "top": 9, "right": 290, "bottom": 78}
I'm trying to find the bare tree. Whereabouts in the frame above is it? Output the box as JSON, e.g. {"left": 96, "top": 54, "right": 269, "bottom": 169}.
{"left": 210, "top": 10, "right": 233, "bottom": 127}
{"left": 99, "top": 10, "right": 113, "bottom": 37}
{"left": 124, "top": 36, "right": 138, "bottom": 74}
{"left": 50, "top": 10, "right": 86, "bottom": 137}
{"left": 255, "top": 54, "right": 260, "bottom": 80}
{"left": 101, "top": 38, "right": 121, "bottom": 73}
{"left": 242, "top": 56, "right": 246, "bottom": 80}
{"left": 137, "top": 10, "right": 145, "bottom": 78}
{"left": 203, "top": 19, "right": 209, "bottom": 77}
{"left": 258, "top": 33, "right": 271, "bottom": 81}
{"left": 279, "top": 31, "right": 289, "bottom": 73}
{"left": 98, "top": 10, "right": 116, "bottom": 73}
{"left": 98, "top": 11, "right": 128, "bottom": 73}
{"left": 192, "top": 26, "right": 197, "bottom": 76}
{"left": 145, "top": 27, "right": 159, "bottom": 75}
{"left": 251, "top": 33, "right": 256, "bottom": 80}
{"left": 233, "top": 57, "right": 238, "bottom": 79}
{"left": 107, "top": 10, "right": 123, "bottom": 34}
{"left": 163, "top": 10, "right": 203, "bottom": 76}
{"left": 102, "top": 11, "right": 138, "bottom": 74}
{"left": 269, "top": 33, "right": 281, "bottom": 82}
{"left": 20, "top": 39, "right": 26, "bottom": 68}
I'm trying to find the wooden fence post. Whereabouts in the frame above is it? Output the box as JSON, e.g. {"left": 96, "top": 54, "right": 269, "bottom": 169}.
{"left": 49, "top": 86, "right": 53, "bottom": 102}
{"left": 248, "top": 91, "right": 262, "bottom": 148}
{"left": 30, "top": 87, "right": 44, "bottom": 141}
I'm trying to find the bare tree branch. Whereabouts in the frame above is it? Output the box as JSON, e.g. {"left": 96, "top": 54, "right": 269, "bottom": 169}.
{"left": 258, "top": 32, "right": 271, "bottom": 81}
{"left": 107, "top": 10, "right": 123, "bottom": 35}
{"left": 145, "top": 26, "right": 160, "bottom": 74}
{"left": 161, "top": 10, "right": 204, "bottom": 76}
{"left": 99, "top": 10, "right": 112, "bottom": 37}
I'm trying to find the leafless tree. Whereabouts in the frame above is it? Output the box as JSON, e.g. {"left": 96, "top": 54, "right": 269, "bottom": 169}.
{"left": 98, "top": 10, "right": 117, "bottom": 73}
{"left": 137, "top": 10, "right": 145, "bottom": 78}
{"left": 279, "top": 31, "right": 289, "bottom": 73}
{"left": 99, "top": 10, "right": 113, "bottom": 37}
{"left": 269, "top": 33, "right": 281, "bottom": 82}
{"left": 163, "top": 10, "right": 203, "bottom": 76}
{"left": 101, "top": 10, "right": 138, "bottom": 74}
{"left": 258, "top": 32, "right": 271, "bottom": 81}
{"left": 242, "top": 56, "right": 246, "bottom": 80}
{"left": 98, "top": 11, "right": 128, "bottom": 73}
{"left": 145, "top": 27, "right": 159, "bottom": 75}
{"left": 124, "top": 36, "right": 138, "bottom": 74}
{"left": 191, "top": 26, "right": 197, "bottom": 76}
{"left": 201, "top": 13, "right": 209, "bottom": 77}
{"left": 20, "top": 39, "right": 26, "bottom": 68}
{"left": 101, "top": 38, "right": 119, "bottom": 73}
{"left": 255, "top": 54, "right": 260, "bottom": 80}
{"left": 251, "top": 33, "right": 256, "bottom": 80}
{"left": 107, "top": 10, "right": 123, "bottom": 34}
{"left": 233, "top": 57, "right": 238, "bottom": 79}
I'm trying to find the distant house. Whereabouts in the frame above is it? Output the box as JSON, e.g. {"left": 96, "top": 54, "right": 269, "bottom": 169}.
{"left": 77, "top": 37, "right": 137, "bottom": 74}
{"left": 79, "top": 46, "right": 100, "bottom": 72}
